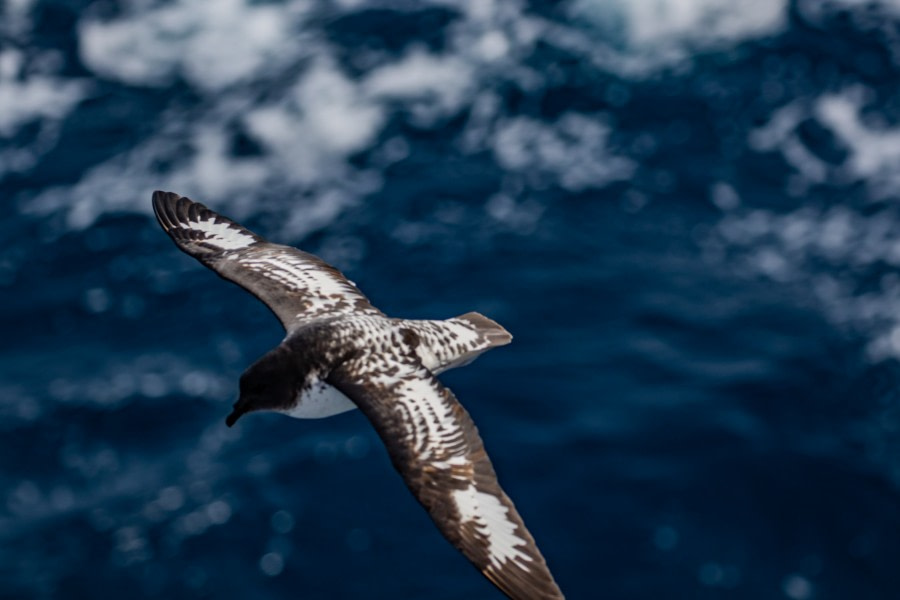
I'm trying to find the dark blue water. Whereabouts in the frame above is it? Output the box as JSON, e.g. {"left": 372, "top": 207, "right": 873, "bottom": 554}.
{"left": 3, "top": 1, "right": 900, "bottom": 598}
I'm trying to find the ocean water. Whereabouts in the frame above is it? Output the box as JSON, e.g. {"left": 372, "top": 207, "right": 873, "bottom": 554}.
{"left": 3, "top": 0, "right": 900, "bottom": 598}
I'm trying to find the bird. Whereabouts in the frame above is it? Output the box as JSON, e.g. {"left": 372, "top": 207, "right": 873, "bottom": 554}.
{"left": 151, "top": 191, "right": 564, "bottom": 600}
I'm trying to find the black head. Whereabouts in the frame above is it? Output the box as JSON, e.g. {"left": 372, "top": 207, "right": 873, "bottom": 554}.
{"left": 226, "top": 347, "right": 298, "bottom": 427}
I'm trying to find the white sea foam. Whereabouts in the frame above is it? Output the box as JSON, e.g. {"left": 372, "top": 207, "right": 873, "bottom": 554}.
{"left": 78, "top": 0, "right": 308, "bottom": 91}
{"left": 22, "top": 0, "right": 642, "bottom": 233}
{"left": 25, "top": 0, "right": 900, "bottom": 242}
{"left": 553, "top": 0, "right": 900, "bottom": 77}
{"left": 567, "top": 0, "right": 900, "bottom": 73}
{"left": 0, "top": 2, "right": 83, "bottom": 181}
{"left": 245, "top": 58, "right": 385, "bottom": 164}
{"left": 45, "top": 352, "right": 231, "bottom": 408}
{"left": 713, "top": 205, "right": 900, "bottom": 360}
{"left": 551, "top": 0, "right": 786, "bottom": 77}
{"left": 748, "top": 101, "right": 831, "bottom": 195}
{"left": 749, "top": 86, "right": 900, "bottom": 198}
{"left": 364, "top": 49, "right": 475, "bottom": 127}
{"left": 0, "top": 48, "right": 87, "bottom": 137}
{"left": 0, "top": 44, "right": 88, "bottom": 181}
{"left": 815, "top": 87, "right": 900, "bottom": 198}
{"left": 0, "top": 0, "right": 36, "bottom": 39}
{"left": 492, "top": 113, "right": 636, "bottom": 191}
{"left": 571, "top": 0, "right": 786, "bottom": 49}
{"left": 712, "top": 87, "right": 900, "bottom": 359}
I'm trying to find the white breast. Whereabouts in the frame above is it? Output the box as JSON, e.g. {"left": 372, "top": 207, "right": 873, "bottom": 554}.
{"left": 282, "top": 380, "right": 357, "bottom": 419}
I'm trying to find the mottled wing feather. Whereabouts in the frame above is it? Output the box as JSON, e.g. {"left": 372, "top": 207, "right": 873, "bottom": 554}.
{"left": 152, "top": 191, "right": 383, "bottom": 332}
{"left": 328, "top": 355, "right": 564, "bottom": 600}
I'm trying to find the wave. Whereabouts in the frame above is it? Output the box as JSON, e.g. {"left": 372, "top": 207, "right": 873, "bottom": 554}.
{"left": 7, "top": 0, "right": 900, "bottom": 361}
{"left": 6, "top": 0, "right": 801, "bottom": 234}
{"left": 711, "top": 84, "right": 900, "bottom": 360}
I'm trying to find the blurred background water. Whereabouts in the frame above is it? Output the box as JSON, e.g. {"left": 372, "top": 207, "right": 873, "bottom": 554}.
{"left": 3, "top": 0, "right": 900, "bottom": 598}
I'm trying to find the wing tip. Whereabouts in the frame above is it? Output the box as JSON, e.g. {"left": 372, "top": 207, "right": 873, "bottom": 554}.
{"left": 484, "top": 561, "right": 566, "bottom": 600}
{"left": 151, "top": 190, "right": 194, "bottom": 233}
{"left": 151, "top": 190, "right": 174, "bottom": 230}
{"left": 150, "top": 190, "right": 262, "bottom": 253}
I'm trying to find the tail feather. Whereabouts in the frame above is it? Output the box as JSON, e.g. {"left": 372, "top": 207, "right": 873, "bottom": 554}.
{"left": 450, "top": 311, "right": 513, "bottom": 347}
{"left": 406, "top": 312, "right": 512, "bottom": 375}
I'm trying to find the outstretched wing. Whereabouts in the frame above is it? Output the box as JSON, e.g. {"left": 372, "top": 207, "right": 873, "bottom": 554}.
{"left": 328, "top": 354, "right": 564, "bottom": 600}
{"left": 152, "top": 191, "right": 383, "bottom": 333}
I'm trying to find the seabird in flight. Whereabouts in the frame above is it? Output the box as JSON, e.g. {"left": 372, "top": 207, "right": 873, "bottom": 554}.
{"left": 152, "top": 191, "right": 564, "bottom": 600}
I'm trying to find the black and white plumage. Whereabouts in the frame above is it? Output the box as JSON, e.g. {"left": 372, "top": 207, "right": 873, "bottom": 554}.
{"left": 152, "top": 191, "right": 564, "bottom": 600}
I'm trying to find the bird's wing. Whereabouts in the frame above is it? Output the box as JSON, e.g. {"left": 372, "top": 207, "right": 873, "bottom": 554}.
{"left": 327, "top": 353, "right": 564, "bottom": 600}
{"left": 152, "top": 191, "right": 383, "bottom": 333}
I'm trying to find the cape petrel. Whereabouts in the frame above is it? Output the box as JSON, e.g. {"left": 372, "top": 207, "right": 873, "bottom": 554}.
{"left": 152, "top": 191, "right": 564, "bottom": 599}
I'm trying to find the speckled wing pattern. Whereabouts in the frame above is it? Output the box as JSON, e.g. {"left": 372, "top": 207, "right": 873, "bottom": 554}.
{"left": 328, "top": 354, "right": 565, "bottom": 600}
{"left": 152, "top": 191, "right": 383, "bottom": 332}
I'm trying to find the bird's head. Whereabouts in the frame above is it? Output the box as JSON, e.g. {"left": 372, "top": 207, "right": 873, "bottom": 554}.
{"left": 226, "top": 348, "right": 296, "bottom": 427}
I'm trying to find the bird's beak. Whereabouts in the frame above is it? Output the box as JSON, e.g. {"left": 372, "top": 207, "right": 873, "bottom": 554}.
{"left": 225, "top": 401, "right": 248, "bottom": 427}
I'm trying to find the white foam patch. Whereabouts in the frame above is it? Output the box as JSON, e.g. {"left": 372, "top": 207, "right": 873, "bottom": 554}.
{"left": 44, "top": 353, "right": 231, "bottom": 409}
{"left": 712, "top": 205, "right": 900, "bottom": 361}
{"left": 713, "top": 83, "right": 900, "bottom": 363}
{"left": 78, "top": 0, "right": 306, "bottom": 91}
{"left": 0, "top": 0, "right": 36, "bottom": 39}
{"left": 492, "top": 113, "right": 636, "bottom": 191}
{"left": 748, "top": 86, "right": 900, "bottom": 199}
{"left": 18, "top": 0, "right": 713, "bottom": 233}
{"left": 815, "top": 87, "right": 900, "bottom": 198}
{"left": 244, "top": 58, "right": 385, "bottom": 162}
{"left": 0, "top": 49, "right": 87, "bottom": 137}
{"left": 550, "top": 0, "right": 786, "bottom": 76}
{"left": 30, "top": 4, "right": 386, "bottom": 233}
{"left": 364, "top": 50, "right": 475, "bottom": 127}
{"left": 748, "top": 101, "right": 830, "bottom": 194}
{"left": 556, "top": 0, "right": 900, "bottom": 77}
{"left": 572, "top": 0, "right": 786, "bottom": 48}
{"left": 25, "top": 121, "right": 271, "bottom": 229}
{"left": 453, "top": 485, "right": 531, "bottom": 567}
{"left": 0, "top": 44, "right": 88, "bottom": 180}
